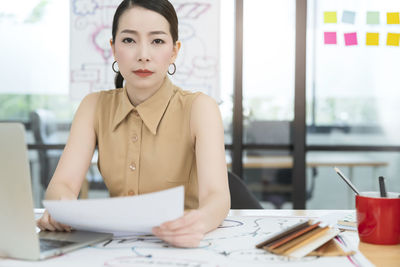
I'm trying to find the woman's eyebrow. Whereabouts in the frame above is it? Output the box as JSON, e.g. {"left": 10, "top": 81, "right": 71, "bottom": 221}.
{"left": 148, "top": 30, "right": 167, "bottom": 35}
{"left": 120, "top": 29, "right": 167, "bottom": 35}
{"left": 120, "top": 29, "right": 138, "bottom": 34}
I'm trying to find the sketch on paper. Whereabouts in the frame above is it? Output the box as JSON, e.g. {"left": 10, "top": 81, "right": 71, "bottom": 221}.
{"left": 69, "top": 0, "right": 220, "bottom": 101}
{"left": 68, "top": 216, "right": 357, "bottom": 267}
{"left": 0, "top": 216, "right": 371, "bottom": 267}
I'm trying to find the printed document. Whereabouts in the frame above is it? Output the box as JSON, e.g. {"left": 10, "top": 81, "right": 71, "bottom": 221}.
{"left": 43, "top": 186, "right": 184, "bottom": 235}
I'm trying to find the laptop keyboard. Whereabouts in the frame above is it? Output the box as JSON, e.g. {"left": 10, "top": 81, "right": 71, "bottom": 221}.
{"left": 39, "top": 238, "right": 77, "bottom": 252}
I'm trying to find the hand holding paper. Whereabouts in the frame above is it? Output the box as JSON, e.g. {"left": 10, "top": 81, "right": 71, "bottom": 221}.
{"left": 43, "top": 186, "right": 184, "bottom": 235}
{"left": 152, "top": 209, "right": 205, "bottom": 248}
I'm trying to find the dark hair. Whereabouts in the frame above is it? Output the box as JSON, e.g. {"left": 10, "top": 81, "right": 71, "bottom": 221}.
{"left": 112, "top": 0, "right": 179, "bottom": 88}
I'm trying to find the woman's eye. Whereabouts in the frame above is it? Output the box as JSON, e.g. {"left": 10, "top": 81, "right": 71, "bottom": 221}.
{"left": 152, "top": 39, "right": 165, "bottom": 44}
{"left": 122, "top": 38, "right": 135, "bottom": 43}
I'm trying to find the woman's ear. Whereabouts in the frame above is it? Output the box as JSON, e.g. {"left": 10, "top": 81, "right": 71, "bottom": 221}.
{"left": 171, "top": 41, "right": 181, "bottom": 63}
{"left": 110, "top": 39, "right": 116, "bottom": 59}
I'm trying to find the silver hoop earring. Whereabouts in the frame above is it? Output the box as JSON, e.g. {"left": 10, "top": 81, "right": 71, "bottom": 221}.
{"left": 168, "top": 63, "right": 176, "bottom": 75}
{"left": 112, "top": 61, "right": 119, "bottom": 73}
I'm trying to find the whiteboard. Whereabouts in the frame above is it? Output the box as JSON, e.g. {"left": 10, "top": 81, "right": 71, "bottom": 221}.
{"left": 69, "top": 0, "right": 220, "bottom": 101}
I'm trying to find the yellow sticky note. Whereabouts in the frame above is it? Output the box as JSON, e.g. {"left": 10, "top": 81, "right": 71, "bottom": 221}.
{"left": 366, "top": 33, "right": 379, "bottom": 46}
{"left": 387, "top": 33, "right": 400, "bottom": 46}
{"left": 387, "top": 12, "right": 400, "bottom": 24}
{"left": 324, "top": 12, "right": 337, "bottom": 23}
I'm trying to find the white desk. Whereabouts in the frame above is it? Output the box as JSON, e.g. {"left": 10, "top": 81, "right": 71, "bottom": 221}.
{"left": 2, "top": 209, "right": 399, "bottom": 266}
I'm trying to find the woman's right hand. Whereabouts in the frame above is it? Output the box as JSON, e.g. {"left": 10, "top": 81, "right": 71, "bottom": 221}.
{"left": 36, "top": 209, "right": 72, "bottom": 232}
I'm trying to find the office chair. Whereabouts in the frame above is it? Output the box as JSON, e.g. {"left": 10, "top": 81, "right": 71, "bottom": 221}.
{"left": 30, "top": 109, "right": 63, "bottom": 192}
{"left": 244, "top": 120, "right": 316, "bottom": 209}
{"left": 228, "top": 171, "right": 263, "bottom": 209}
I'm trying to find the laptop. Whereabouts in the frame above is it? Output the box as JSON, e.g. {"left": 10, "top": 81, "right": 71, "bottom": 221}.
{"left": 0, "top": 123, "right": 112, "bottom": 260}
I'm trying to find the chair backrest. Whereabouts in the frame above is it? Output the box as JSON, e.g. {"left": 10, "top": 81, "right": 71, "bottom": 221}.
{"left": 228, "top": 171, "right": 263, "bottom": 209}
{"left": 245, "top": 120, "right": 292, "bottom": 145}
{"left": 29, "top": 109, "right": 61, "bottom": 189}
{"left": 30, "top": 109, "right": 58, "bottom": 144}
{"left": 244, "top": 120, "right": 292, "bottom": 157}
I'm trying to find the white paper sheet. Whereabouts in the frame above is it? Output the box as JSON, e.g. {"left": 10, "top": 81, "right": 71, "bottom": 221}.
{"left": 1, "top": 215, "right": 373, "bottom": 267}
{"left": 43, "top": 186, "right": 184, "bottom": 235}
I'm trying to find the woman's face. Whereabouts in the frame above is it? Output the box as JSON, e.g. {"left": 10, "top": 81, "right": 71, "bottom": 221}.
{"left": 111, "top": 6, "right": 180, "bottom": 91}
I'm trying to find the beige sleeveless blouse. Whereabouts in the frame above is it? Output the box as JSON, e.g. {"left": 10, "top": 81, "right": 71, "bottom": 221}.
{"left": 94, "top": 77, "right": 201, "bottom": 210}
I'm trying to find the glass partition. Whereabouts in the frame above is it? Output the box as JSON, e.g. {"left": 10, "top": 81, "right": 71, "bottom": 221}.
{"left": 306, "top": 0, "right": 400, "bottom": 146}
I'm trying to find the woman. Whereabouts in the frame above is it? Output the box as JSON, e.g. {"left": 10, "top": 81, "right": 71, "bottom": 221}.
{"left": 36, "top": 0, "right": 230, "bottom": 248}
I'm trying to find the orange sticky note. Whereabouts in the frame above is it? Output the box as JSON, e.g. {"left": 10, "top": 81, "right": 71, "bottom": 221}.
{"left": 387, "top": 33, "right": 400, "bottom": 46}
{"left": 366, "top": 33, "right": 379, "bottom": 46}
{"left": 387, "top": 12, "right": 400, "bottom": 24}
{"left": 324, "top": 12, "right": 337, "bottom": 23}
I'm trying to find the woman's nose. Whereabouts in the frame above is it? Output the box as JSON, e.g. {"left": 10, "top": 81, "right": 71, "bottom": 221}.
{"left": 136, "top": 44, "right": 150, "bottom": 62}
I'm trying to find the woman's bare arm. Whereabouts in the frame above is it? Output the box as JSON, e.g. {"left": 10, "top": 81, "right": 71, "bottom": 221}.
{"left": 152, "top": 94, "right": 230, "bottom": 247}
{"left": 191, "top": 93, "right": 230, "bottom": 229}
{"left": 37, "top": 92, "right": 99, "bottom": 231}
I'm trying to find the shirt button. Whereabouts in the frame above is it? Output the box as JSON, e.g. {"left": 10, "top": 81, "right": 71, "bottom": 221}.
{"left": 128, "top": 190, "right": 134, "bottom": 196}
{"left": 132, "top": 135, "right": 138, "bottom": 142}
{"left": 129, "top": 163, "right": 136, "bottom": 171}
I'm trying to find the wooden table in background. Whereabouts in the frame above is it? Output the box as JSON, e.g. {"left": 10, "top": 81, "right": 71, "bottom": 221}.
{"left": 227, "top": 155, "right": 388, "bottom": 206}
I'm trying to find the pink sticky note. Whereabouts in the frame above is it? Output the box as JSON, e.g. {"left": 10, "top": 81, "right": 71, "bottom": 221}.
{"left": 324, "top": 32, "right": 337, "bottom": 44}
{"left": 344, "top": 32, "right": 358, "bottom": 46}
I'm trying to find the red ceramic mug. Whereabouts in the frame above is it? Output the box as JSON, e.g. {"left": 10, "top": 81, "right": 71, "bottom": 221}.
{"left": 356, "top": 191, "right": 400, "bottom": 245}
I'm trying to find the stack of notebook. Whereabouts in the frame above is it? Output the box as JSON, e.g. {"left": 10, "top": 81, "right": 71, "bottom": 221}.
{"left": 256, "top": 220, "right": 355, "bottom": 258}
{"left": 337, "top": 212, "right": 357, "bottom": 231}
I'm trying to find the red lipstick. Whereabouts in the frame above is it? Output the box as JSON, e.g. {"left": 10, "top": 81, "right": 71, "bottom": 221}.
{"left": 133, "top": 69, "right": 153, "bottom": 77}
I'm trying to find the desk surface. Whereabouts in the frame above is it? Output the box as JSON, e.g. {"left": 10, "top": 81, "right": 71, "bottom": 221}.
{"left": 1, "top": 209, "right": 398, "bottom": 267}
{"left": 230, "top": 210, "right": 400, "bottom": 267}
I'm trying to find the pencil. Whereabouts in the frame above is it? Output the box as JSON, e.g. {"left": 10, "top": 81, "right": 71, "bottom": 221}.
{"left": 334, "top": 167, "right": 360, "bottom": 195}
{"left": 379, "top": 176, "right": 387, "bottom": 197}
{"left": 256, "top": 220, "right": 312, "bottom": 248}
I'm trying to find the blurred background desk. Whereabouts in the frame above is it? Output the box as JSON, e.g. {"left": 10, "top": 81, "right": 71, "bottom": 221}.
{"left": 227, "top": 154, "right": 388, "bottom": 208}
{"left": 238, "top": 154, "right": 387, "bottom": 169}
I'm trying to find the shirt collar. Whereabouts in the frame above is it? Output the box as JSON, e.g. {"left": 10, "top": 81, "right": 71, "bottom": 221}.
{"left": 112, "top": 77, "right": 175, "bottom": 135}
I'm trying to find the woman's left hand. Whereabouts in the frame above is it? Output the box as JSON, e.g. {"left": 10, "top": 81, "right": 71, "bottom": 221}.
{"left": 152, "top": 209, "right": 206, "bottom": 248}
